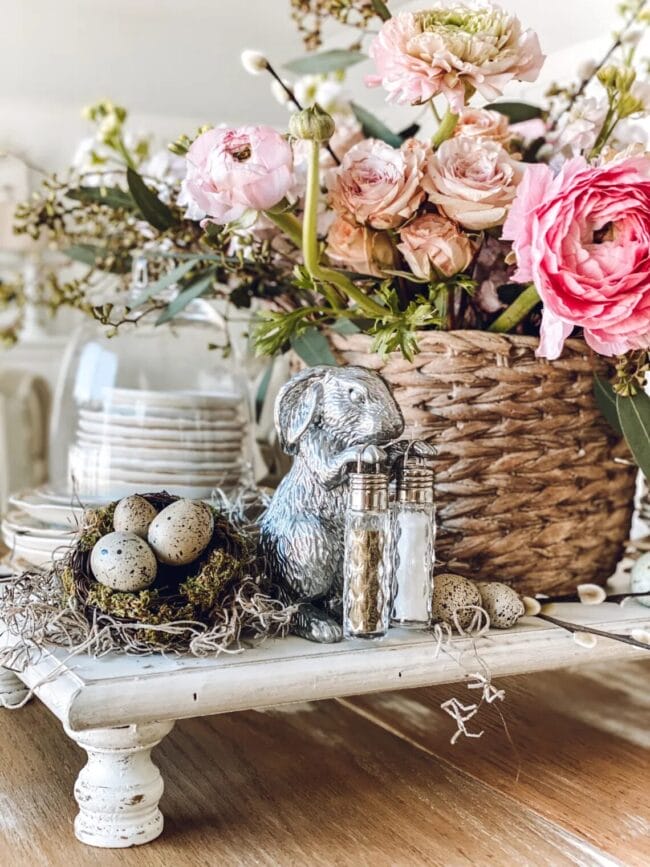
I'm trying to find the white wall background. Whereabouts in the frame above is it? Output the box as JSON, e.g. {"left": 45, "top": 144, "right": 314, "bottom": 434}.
{"left": 0, "top": 0, "right": 621, "bottom": 172}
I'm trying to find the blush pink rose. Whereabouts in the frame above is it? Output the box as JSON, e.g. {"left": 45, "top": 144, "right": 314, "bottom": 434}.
{"left": 326, "top": 215, "right": 396, "bottom": 277}
{"left": 453, "top": 108, "right": 510, "bottom": 144}
{"left": 502, "top": 154, "right": 650, "bottom": 358}
{"left": 181, "top": 125, "right": 295, "bottom": 224}
{"left": 328, "top": 138, "right": 426, "bottom": 230}
{"left": 365, "top": 6, "right": 544, "bottom": 112}
{"left": 423, "top": 136, "right": 523, "bottom": 230}
{"left": 398, "top": 213, "right": 476, "bottom": 278}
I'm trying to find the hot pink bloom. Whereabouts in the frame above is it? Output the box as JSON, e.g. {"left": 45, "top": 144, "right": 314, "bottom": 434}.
{"left": 328, "top": 138, "right": 426, "bottom": 230}
{"left": 182, "top": 126, "right": 295, "bottom": 224}
{"left": 398, "top": 213, "right": 476, "bottom": 278}
{"left": 365, "top": 6, "right": 544, "bottom": 113}
{"left": 503, "top": 155, "right": 650, "bottom": 358}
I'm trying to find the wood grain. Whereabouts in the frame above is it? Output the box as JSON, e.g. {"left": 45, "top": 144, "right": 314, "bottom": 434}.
{"left": 1, "top": 661, "right": 647, "bottom": 865}
{"left": 345, "top": 658, "right": 650, "bottom": 866}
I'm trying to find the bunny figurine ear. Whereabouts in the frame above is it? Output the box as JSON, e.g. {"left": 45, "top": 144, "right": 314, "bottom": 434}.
{"left": 275, "top": 368, "right": 327, "bottom": 454}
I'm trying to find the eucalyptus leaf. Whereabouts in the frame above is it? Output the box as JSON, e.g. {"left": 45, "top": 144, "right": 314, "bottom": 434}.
{"left": 284, "top": 49, "right": 366, "bottom": 75}
{"left": 131, "top": 259, "right": 197, "bottom": 306}
{"left": 617, "top": 391, "right": 650, "bottom": 480}
{"left": 156, "top": 269, "right": 216, "bottom": 324}
{"left": 485, "top": 102, "right": 543, "bottom": 123}
{"left": 68, "top": 186, "right": 136, "bottom": 211}
{"left": 290, "top": 327, "right": 338, "bottom": 367}
{"left": 350, "top": 103, "right": 402, "bottom": 147}
{"left": 64, "top": 243, "right": 131, "bottom": 274}
{"left": 331, "top": 319, "right": 361, "bottom": 335}
{"left": 593, "top": 375, "right": 622, "bottom": 435}
{"left": 127, "top": 167, "right": 176, "bottom": 231}
{"left": 371, "top": 0, "right": 392, "bottom": 20}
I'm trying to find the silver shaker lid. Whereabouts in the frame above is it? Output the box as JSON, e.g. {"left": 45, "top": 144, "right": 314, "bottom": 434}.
{"left": 349, "top": 472, "right": 389, "bottom": 511}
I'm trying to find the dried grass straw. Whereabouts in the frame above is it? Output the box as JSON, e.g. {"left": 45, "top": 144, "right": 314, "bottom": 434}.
{"left": 0, "top": 488, "right": 296, "bottom": 675}
{"left": 326, "top": 330, "right": 637, "bottom": 594}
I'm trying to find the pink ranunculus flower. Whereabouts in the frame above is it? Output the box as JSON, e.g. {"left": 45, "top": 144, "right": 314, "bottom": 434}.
{"left": 502, "top": 154, "right": 650, "bottom": 359}
{"left": 453, "top": 108, "right": 511, "bottom": 145}
{"left": 181, "top": 125, "right": 295, "bottom": 224}
{"left": 422, "top": 136, "right": 523, "bottom": 230}
{"left": 398, "top": 213, "right": 476, "bottom": 279}
{"left": 326, "top": 214, "right": 396, "bottom": 277}
{"left": 365, "top": 6, "right": 544, "bottom": 113}
{"left": 328, "top": 138, "right": 427, "bottom": 230}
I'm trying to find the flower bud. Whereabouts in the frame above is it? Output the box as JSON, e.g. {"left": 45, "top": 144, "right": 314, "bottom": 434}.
{"left": 289, "top": 103, "right": 335, "bottom": 142}
{"left": 597, "top": 65, "right": 618, "bottom": 89}
{"left": 241, "top": 50, "right": 269, "bottom": 76}
{"left": 615, "top": 66, "right": 636, "bottom": 93}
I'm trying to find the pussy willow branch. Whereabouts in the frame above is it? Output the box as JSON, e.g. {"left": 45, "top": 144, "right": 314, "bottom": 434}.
{"left": 539, "top": 590, "right": 650, "bottom": 605}
{"left": 536, "top": 612, "right": 649, "bottom": 651}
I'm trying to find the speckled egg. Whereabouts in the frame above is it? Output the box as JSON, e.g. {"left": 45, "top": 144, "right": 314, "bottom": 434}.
{"left": 113, "top": 495, "right": 158, "bottom": 538}
{"left": 631, "top": 551, "right": 650, "bottom": 608}
{"left": 147, "top": 499, "right": 214, "bottom": 566}
{"left": 477, "top": 581, "right": 525, "bottom": 629}
{"left": 90, "top": 531, "right": 157, "bottom": 592}
{"left": 431, "top": 573, "right": 481, "bottom": 631}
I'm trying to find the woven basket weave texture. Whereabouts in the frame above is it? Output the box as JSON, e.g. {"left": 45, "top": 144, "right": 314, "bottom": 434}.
{"left": 327, "top": 330, "right": 636, "bottom": 594}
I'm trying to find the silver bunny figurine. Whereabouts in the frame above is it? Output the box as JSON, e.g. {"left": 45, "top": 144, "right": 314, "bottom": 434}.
{"left": 259, "top": 365, "right": 405, "bottom": 643}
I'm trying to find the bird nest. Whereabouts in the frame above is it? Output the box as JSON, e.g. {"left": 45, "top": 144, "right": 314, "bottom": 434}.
{"left": 1, "top": 491, "right": 295, "bottom": 664}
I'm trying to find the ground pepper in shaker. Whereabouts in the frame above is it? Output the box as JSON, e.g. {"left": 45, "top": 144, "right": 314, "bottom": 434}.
{"left": 391, "top": 456, "right": 436, "bottom": 628}
{"left": 343, "top": 459, "right": 391, "bottom": 639}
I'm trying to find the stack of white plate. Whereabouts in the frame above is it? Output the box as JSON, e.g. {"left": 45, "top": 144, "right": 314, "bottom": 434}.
{"left": 2, "top": 487, "right": 97, "bottom": 567}
{"left": 68, "top": 388, "right": 250, "bottom": 499}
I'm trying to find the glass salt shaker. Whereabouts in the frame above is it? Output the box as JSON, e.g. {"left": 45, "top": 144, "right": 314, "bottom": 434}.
{"left": 391, "top": 455, "right": 436, "bottom": 628}
{"left": 343, "top": 458, "right": 391, "bottom": 639}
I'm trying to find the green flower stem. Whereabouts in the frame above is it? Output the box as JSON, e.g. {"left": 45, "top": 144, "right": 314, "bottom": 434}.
{"left": 302, "top": 140, "right": 388, "bottom": 320}
{"left": 431, "top": 109, "right": 459, "bottom": 149}
{"left": 488, "top": 284, "right": 541, "bottom": 333}
{"left": 265, "top": 210, "right": 303, "bottom": 248}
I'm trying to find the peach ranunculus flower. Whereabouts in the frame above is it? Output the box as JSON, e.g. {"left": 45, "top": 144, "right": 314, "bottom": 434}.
{"left": 181, "top": 125, "right": 295, "bottom": 224}
{"left": 422, "top": 136, "right": 523, "bottom": 230}
{"left": 502, "top": 154, "right": 650, "bottom": 359}
{"left": 365, "top": 5, "right": 544, "bottom": 112}
{"left": 327, "top": 138, "right": 427, "bottom": 230}
{"left": 398, "top": 213, "right": 476, "bottom": 279}
{"left": 453, "top": 108, "right": 510, "bottom": 145}
{"left": 326, "top": 214, "right": 396, "bottom": 277}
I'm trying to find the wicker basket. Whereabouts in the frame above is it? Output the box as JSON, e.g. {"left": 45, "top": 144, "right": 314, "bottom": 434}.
{"left": 327, "top": 330, "right": 637, "bottom": 594}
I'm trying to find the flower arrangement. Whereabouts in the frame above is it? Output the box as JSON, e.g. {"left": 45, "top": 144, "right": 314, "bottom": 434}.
{"left": 13, "top": 0, "right": 650, "bottom": 476}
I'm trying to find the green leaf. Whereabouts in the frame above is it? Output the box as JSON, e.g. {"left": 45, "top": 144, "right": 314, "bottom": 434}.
{"left": 617, "top": 391, "right": 650, "bottom": 480}
{"left": 350, "top": 103, "right": 402, "bottom": 148}
{"left": 485, "top": 102, "right": 543, "bottom": 123}
{"left": 64, "top": 243, "right": 132, "bottom": 274}
{"left": 284, "top": 49, "right": 366, "bottom": 75}
{"left": 127, "top": 167, "right": 176, "bottom": 231}
{"left": 290, "top": 327, "right": 338, "bottom": 367}
{"left": 131, "top": 259, "right": 198, "bottom": 306}
{"left": 331, "top": 319, "right": 361, "bottom": 336}
{"left": 68, "top": 185, "right": 136, "bottom": 211}
{"left": 594, "top": 375, "right": 622, "bottom": 435}
{"left": 156, "top": 269, "right": 216, "bottom": 324}
{"left": 371, "top": 0, "right": 392, "bottom": 20}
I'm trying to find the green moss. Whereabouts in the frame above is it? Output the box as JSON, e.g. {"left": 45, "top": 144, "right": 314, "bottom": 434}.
{"left": 78, "top": 503, "right": 117, "bottom": 551}
{"left": 87, "top": 583, "right": 159, "bottom": 619}
{"left": 179, "top": 548, "right": 240, "bottom": 612}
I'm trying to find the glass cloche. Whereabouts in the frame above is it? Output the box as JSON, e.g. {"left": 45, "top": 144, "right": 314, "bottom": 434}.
{"left": 49, "top": 261, "right": 257, "bottom": 502}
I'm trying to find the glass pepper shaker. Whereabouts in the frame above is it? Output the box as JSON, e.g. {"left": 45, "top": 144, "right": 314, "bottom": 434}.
{"left": 343, "top": 457, "right": 391, "bottom": 639}
{"left": 391, "top": 453, "right": 436, "bottom": 628}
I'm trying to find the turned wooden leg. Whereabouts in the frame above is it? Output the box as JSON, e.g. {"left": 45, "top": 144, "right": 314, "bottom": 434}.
{"left": 66, "top": 720, "right": 175, "bottom": 848}
{"left": 0, "top": 666, "right": 29, "bottom": 707}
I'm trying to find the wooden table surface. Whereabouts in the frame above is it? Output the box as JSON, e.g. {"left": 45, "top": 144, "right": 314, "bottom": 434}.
{"left": 0, "top": 657, "right": 647, "bottom": 867}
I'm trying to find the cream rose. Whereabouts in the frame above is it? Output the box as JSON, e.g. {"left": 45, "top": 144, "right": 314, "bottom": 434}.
{"left": 326, "top": 215, "right": 396, "bottom": 277}
{"left": 328, "top": 138, "right": 427, "bottom": 230}
{"left": 398, "top": 213, "right": 476, "bottom": 279}
{"left": 423, "top": 137, "right": 523, "bottom": 230}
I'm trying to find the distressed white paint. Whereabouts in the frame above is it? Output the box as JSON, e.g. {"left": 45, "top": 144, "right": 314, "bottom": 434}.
{"left": 2, "top": 599, "right": 648, "bottom": 847}
{"left": 67, "top": 721, "right": 175, "bottom": 848}
{"left": 0, "top": 666, "right": 30, "bottom": 707}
